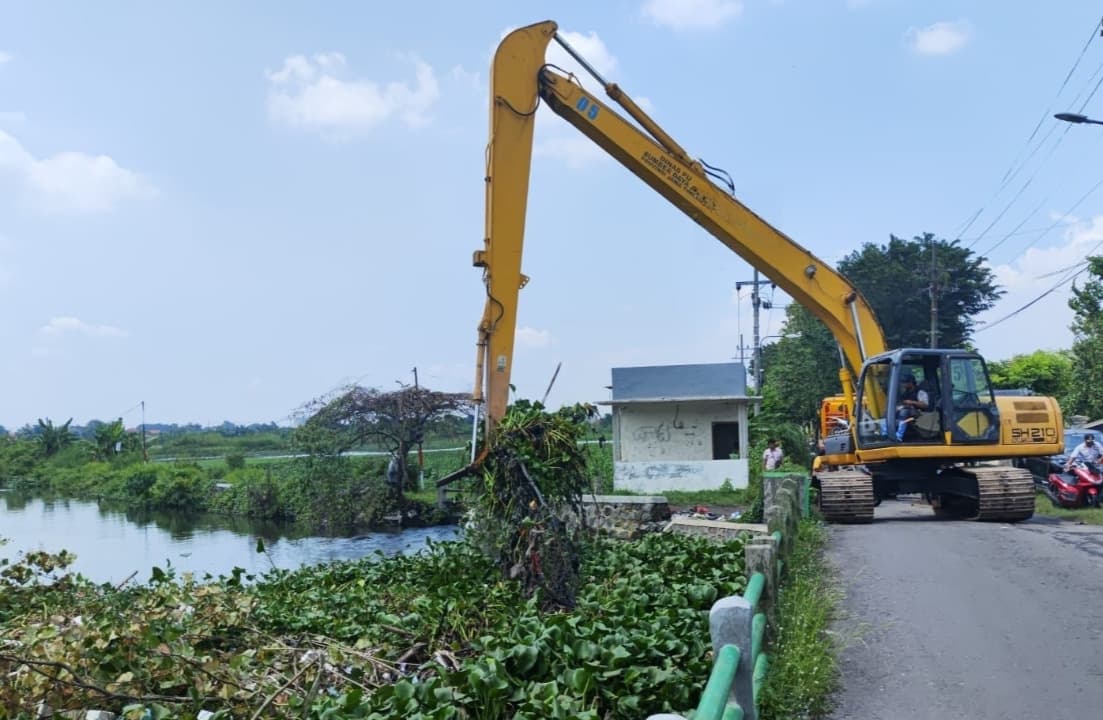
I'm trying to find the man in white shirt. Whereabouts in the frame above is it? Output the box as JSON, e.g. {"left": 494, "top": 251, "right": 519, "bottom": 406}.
{"left": 1065, "top": 433, "right": 1103, "bottom": 471}
{"left": 894, "top": 373, "right": 930, "bottom": 442}
{"left": 763, "top": 438, "right": 783, "bottom": 470}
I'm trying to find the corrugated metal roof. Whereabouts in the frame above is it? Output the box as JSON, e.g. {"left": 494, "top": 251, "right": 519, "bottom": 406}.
{"left": 609, "top": 362, "right": 748, "bottom": 401}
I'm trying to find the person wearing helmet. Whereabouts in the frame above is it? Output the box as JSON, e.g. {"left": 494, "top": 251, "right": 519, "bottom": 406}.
{"left": 894, "top": 372, "right": 929, "bottom": 442}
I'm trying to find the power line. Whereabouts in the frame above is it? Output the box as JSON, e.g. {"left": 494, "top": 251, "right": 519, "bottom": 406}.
{"left": 954, "top": 18, "right": 1099, "bottom": 240}
{"left": 974, "top": 264, "right": 1086, "bottom": 333}
{"left": 964, "top": 175, "right": 1037, "bottom": 250}
{"left": 1036, "top": 259, "right": 1090, "bottom": 279}
{"left": 1006, "top": 174, "right": 1103, "bottom": 258}
{"left": 975, "top": 174, "right": 1103, "bottom": 334}
{"left": 977, "top": 198, "right": 1046, "bottom": 258}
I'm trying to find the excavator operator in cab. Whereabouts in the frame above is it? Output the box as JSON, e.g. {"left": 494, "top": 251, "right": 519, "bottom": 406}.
{"left": 894, "top": 373, "right": 929, "bottom": 441}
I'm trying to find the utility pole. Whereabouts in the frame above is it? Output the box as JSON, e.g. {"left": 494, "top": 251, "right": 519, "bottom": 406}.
{"left": 412, "top": 367, "right": 424, "bottom": 490}
{"left": 928, "top": 238, "right": 939, "bottom": 348}
{"left": 736, "top": 272, "right": 775, "bottom": 391}
{"left": 141, "top": 400, "right": 147, "bottom": 462}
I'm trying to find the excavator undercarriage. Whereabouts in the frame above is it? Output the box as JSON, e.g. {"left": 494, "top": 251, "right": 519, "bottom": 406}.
{"left": 814, "top": 463, "right": 1036, "bottom": 524}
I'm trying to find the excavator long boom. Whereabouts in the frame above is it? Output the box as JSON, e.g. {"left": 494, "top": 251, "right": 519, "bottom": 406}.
{"left": 474, "top": 21, "right": 887, "bottom": 429}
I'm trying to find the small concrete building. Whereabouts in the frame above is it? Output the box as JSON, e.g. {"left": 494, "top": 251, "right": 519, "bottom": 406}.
{"left": 600, "top": 362, "right": 757, "bottom": 493}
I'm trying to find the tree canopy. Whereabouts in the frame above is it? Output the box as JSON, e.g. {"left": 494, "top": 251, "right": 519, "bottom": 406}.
{"left": 760, "top": 232, "right": 1003, "bottom": 426}
{"left": 1068, "top": 257, "right": 1103, "bottom": 417}
{"left": 836, "top": 232, "right": 1002, "bottom": 349}
{"left": 759, "top": 305, "right": 840, "bottom": 425}
{"left": 987, "top": 350, "right": 1073, "bottom": 409}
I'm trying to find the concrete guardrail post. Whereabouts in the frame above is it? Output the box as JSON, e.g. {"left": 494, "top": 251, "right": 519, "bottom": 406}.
{"left": 708, "top": 594, "right": 758, "bottom": 720}
{"left": 763, "top": 474, "right": 780, "bottom": 513}
{"left": 765, "top": 501, "right": 792, "bottom": 555}
{"left": 744, "top": 537, "right": 778, "bottom": 612}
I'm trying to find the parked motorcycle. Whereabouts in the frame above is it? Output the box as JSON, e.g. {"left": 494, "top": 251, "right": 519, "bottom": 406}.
{"left": 1043, "top": 460, "right": 1103, "bottom": 508}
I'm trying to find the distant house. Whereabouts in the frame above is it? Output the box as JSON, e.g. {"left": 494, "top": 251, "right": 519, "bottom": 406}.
{"left": 599, "top": 362, "right": 758, "bottom": 493}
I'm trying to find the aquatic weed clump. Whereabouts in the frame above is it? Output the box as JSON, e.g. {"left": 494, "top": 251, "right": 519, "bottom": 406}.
{"left": 467, "top": 400, "right": 597, "bottom": 611}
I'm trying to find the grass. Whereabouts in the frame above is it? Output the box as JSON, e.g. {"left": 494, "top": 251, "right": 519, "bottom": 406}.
{"left": 759, "top": 518, "right": 840, "bottom": 720}
{"left": 1031, "top": 490, "right": 1103, "bottom": 525}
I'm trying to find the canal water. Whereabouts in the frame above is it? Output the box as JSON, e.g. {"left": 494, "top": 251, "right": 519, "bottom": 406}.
{"left": 0, "top": 491, "right": 462, "bottom": 585}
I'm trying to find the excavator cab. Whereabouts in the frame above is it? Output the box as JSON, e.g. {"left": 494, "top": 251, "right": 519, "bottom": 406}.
{"left": 854, "top": 349, "right": 1001, "bottom": 449}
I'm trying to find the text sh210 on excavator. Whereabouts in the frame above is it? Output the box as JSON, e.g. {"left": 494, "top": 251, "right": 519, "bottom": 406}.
{"left": 463, "top": 20, "right": 1064, "bottom": 523}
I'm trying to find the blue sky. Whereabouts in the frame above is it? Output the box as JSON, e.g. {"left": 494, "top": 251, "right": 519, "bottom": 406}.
{"left": 2, "top": 1, "right": 1102, "bottom": 429}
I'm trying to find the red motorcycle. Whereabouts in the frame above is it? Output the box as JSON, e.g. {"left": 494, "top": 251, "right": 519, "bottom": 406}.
{"left": 1043, "top": 460, "right": 1103, "bottom": 508}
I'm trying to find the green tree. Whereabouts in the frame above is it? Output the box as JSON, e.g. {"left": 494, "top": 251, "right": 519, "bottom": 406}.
{"left": 837, "top": 232, "right": 1003, "bottom": 349}
{"left": 92, "top": 418, "right": 128, "bottom": 460}
{"left": 1068, "top": 257, "right": 1103, "bottom": 416}
{"left": 758, "top": 232, "right": 1002, "bottom": 426}
{"left": 36, "top": 418, "right": 74, "bottom": 458}
{"left": 987, "top": 350, "right": 1073, "bottom": 408}
{"left": 759, "top": 305, "right": 840, "bottom": 425}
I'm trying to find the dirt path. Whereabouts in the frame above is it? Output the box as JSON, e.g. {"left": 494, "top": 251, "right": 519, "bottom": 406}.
{"left": 826, "top": 497, "right": 1103, "bottom": 720}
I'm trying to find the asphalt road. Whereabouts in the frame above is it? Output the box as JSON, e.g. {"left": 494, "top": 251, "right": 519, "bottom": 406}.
{"left": 826, "top": 498, "right": 1103, "bottom": 720}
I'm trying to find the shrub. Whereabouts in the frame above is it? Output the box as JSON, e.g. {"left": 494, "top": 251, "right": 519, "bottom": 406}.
{"left": 148, "top": 465, "right": 209, "bottom": 510}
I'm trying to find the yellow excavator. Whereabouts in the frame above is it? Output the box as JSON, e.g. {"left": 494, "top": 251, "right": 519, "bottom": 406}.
{"left": 467, "top": 20, "right": 1063, "bottom": 523}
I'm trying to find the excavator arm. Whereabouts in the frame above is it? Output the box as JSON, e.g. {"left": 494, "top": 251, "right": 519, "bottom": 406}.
{"left": 473, "top": 20, "right": 886, "bottom": 436}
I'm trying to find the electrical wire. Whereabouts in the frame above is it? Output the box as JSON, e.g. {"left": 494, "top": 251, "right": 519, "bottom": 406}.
{"left": 964, "top": 175, "right": 1037, "bottom": 250}
{"left": 954, "top": 19, "right": 1099, "bottom": 240}
{"left": 1010, "top": 22, "right": 1098, "bottom": 165}
{"left": 1036, "top": 259, "right": 1090, "bottom": 279}
{"left": 974, "top": 264, "right": 1087, "bottom": 333}
{"left": 960, "top": 225, "right": 1061, "bottom": 243}
{"left": 975, "top": 175, "right": 1103, "bottom": 333}
{"left": 114, "top": 401, "right": 143, "bottom": 420}
{"left": 1002, "top": 174, "right": 1103, "bottom": 261}
{"left": 977, "top": 198, "right": 1046, "bottom": 258}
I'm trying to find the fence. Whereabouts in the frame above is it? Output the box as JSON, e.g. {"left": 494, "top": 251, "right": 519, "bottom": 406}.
{"left": 648, "top": 472, "right": 809, "bottom": 720}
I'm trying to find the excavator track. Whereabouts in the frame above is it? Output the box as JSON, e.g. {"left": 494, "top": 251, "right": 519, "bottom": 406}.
{"left": 972, "top": 465, "right": 1035, "bottom": 522}
{"left": 816, "top": 470, "right": 875, "bottom": 523}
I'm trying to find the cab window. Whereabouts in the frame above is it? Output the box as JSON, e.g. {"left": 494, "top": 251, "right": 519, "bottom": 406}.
{"left": 857, "top": 359, "right": 892, "bottom": 444}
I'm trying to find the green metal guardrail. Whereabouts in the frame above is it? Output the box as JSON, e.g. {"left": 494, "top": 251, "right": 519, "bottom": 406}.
{"left": 670, "top": 472, "right": 810, "bottom": 720}
{"left": 692, "top": 568, "right": 772, "bottom": 720}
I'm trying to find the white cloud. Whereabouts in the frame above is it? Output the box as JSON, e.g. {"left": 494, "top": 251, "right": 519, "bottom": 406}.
{"left": 517, "top": 326, "right": 553, "bottom": 348}
{"left": 905, "top": 19, "right": 971, "bottom": 57}
{"left": 549, "top": 30, "right": 619, "bottom": 80}
{"left": 0, "top": 51, "right": 10, "bottom": 65}
{"left": 38, "top": 316, "right": 128, "bottom": 339}
{"left": 972, "top": 215, "right": 1103, "bottom": 360}
{"left": 493, "top": 26, "right": 617, "bottom": 83}
{"left": 642, "top": 0, "right": 743, "bottom": 31}
{"left": 0, "top": 130, "right": 155, "bottom": 212}
{"left": 450, "top": 64, "right": 482, "bottom": 93}
{"left": 266, "top": 52, "right": 440, "bottom": 137}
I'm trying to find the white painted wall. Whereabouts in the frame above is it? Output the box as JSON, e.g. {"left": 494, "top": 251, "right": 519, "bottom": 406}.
{"left": 615, "top": 401, "right": 745, "bottom": 461}
{"left": 611, "top": 400, "right": 751, "bottom": 491}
